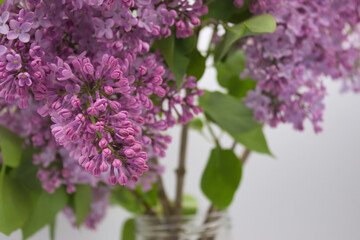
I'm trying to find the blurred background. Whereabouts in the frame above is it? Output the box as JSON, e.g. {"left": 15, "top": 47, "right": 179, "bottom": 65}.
{"left": 2, "top": 30, "right": 360, "bottom": 240}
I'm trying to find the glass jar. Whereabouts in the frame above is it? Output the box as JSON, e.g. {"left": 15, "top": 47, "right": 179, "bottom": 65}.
{"left": 135, "top": 211, "right": 231, "bottom": 240}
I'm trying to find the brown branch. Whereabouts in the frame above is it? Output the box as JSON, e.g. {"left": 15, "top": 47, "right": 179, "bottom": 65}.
{"left": 240, "top": 148, "right": 251, "bottom": 165}
{"left": 152, "top": 157, "right": 173, "bottom": 216}
{"left": 174, "top": 123, "right": 190, "bottom": 216}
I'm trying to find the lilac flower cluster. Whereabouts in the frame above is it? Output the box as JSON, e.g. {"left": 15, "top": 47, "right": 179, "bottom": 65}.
{"left": 0, "top": 0, "right": 205, "bottom": 193}
{"left": 241, "top": 0, "right": 360, "bottom": 132}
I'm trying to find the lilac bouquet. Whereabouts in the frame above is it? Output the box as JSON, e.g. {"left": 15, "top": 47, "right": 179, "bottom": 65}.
{"left": 0, "top": 0, "right": 359, "bottom": 239}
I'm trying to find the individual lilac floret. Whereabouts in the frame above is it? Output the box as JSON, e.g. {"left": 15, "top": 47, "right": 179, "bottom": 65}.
{"left": 7, "top": 20, "right": 32, "bottom": 43}
{"left": 6, "top": 53, "right": 21, "bottom": 71}
{"left": 18, "top": 72, "right": 32, "bottom": 87}
{"left": 0, "top": 11, "right": 9, "bottom": 34}
{"left": 160, "top": 8, "right": 177, "bottom": 26}
{"left": 94, "top": 18, "right": 114, "bottom": 39}
{"left": 120, "top": 11, "right": 138, "bottom": 32}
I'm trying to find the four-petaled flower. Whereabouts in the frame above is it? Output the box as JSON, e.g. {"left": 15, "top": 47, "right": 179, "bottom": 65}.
{"left": 18, "top": 72, "right": 32, "bottom": 87}
{"left": 6, "top": 53, "right": 22, "bottom": 71}
{"left": 120, "top": 12, "right": 138, "bottom": 32}
{"left": 7, "top": 20, "right": 32, "bottom": 43}
{"left": 160, "top": 8, "right": 177, "bottom": 26}
{"left": 94, "top": 18, "right": 114, "bottom": 39}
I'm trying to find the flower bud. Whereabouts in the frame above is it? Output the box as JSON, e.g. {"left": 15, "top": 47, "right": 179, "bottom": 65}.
{"left": 112, "top": 159, "right": 122, "bottom": 168}
{"left": 104, "top": 86, "right": 113, "bottom": 95}
{"left": 99, "top": 138, "right": 108, "bottom": 148}
{"left": 124, "top": 148, "right": 135, "bottom": 158}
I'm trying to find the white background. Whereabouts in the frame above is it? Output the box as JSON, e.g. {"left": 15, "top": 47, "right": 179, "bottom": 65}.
{"left": 2, "top": 30, "right": 360, "bottom": 240}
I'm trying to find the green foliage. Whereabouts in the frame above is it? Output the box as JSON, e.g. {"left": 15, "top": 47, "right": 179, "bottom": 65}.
{"left": 121, "top": 218, "right": 135, "bottom": 240}
{"left": 234, "top": 126, "right": 273, "bottom": 155}
{"left": 182, "top": 195, "right": 198, "bottom": 215}
{"left": 74, "top": 184, "right": 92, "bottom": 227}
{"left": 199, "top": 91, "right": 259, "bottom": 134}
{"left": 156, "top": 33, "right": 206, "bottom": 87}
{"left": 22, "top": 187, "right": 68, "bottom": 239}
{"left": 173, "top": 44, "right": 190, "bottom": 88}
{"left": 0, "top": 126, "right": 24, "bottom": 168}
{"left": 215, "top": 14, "right": 276, "bottom": 62}
{"left": 10, "top": 147, "right": 42, "bottom": 192}
{"left": 186, "top": 50, "right": 206, "bottom": 80}
{"left": 206, "top": 0, "right": 251, "bottom": 23}
{"left": 156, "top": 35, "right": 192, "bottom": 89}
{"left": 110, "top": 187, "right": 145, "bottom": 215}
{"left": 215, "top": 50, "right": 256, "bottom": 98}
{"left": 0, "top": 175, "right": 31, "bottom": 236}
{"left": 0, "top": 143, "right": 72, "bottom": 237}
{"left": 199, "top": 91, "right": 271, "bottom": 154}
{"left": 176, "top": 35, "right": 197, "bottom": 55}
{"left": 0, "top": 145, "right": 40, "bottom": 236}
{"left": 156, "top": 35, "right": 174, "bottom": 67}
{"left": 201, "top": 148, "right": 242, "bottom": 210}
{"left": 189, "top": 118, "right": 204, "bottom": 133}
{"left": 135, "top": 184, "right": 158, "bottom": 207}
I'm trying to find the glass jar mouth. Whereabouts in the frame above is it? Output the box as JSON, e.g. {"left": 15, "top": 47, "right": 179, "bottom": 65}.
{"left": 135, "top": 210, "right": 231, "bottom": 239}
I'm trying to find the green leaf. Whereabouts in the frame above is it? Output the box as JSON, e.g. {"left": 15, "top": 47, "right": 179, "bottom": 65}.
{"left": 189, "top": 118, "right": 204, "bottom": 133}
{"left": 156, "top": 35, "right": 174, "bottom": 70}
{"left": 135, "top": 184, "right": 158, "bottom": 207}
{"left": 216, "top": 50, "right": 256, "bottom": 98}
{"left": 0, "top": 175, "right": 31, "bottom": 236}
{"left": 216, "top": 50, "right": 246, "bottom": 86}
{"left": 201, "top": 148, "right": 242, "bottom": 210}
{"left": 173, "top": 45, "right": 190, "bottom": 89}
{"left": 10, "top": 147, "right": 42, "bottom": 192}
{"left": 199, "top": 91, "right": 259, "bottom": 135}
{"left": 74, "top": 184, "right": 92, "bottom": 227}
{"left": 199, "top": 91, "right": 272, "bottom": 155}
{"left": 206, "top": 0, "right": 235, "bottom": 22}
{"left": 229, "top": 77, "right": 257, "bottom": 99}
{"left": 215, "top": 14, "right": 276, "bottom": 62}
{"left": 0, "top": 125, "right": 23, "bottom": 168}
{"left": 205, "top": 0, "right": 252, "bottom": 23}
{"left": 176, "top": 35, "right": 197, "bottom": 55}
{"left": 186, "top": 50, "right": 206, "bottom": 80}
{"left": 156, "top": 36, "right": 192, "bottom": 89}
{"left": 121, "top": 218, "right": 135, "bottom": 240}
{"left": 22, "top": 187, "right": 68, "bottom": 239}
{"left": 110, "top": 187, "right": 145, "bottom": 215}
{"left": 233, "top": 126, "right": 272, "bottom": 155}
{"left": 182, "top": 195, "right": 198, "bottom": 215}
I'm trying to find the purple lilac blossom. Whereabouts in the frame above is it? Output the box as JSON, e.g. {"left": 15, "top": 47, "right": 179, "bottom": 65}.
{"left": 241, "top": 0, "right": 360, "bottom": 132}
{"left": 0, "top": 0, "right": 206, "bottom": 229}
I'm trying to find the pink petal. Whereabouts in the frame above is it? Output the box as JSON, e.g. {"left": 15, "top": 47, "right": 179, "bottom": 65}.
{"left": 7, "top": 30, "right": 19, "bottom": 40}
{"left": 9, "top": 20, "right": 19, "bottom": 30}
{"left": 19, "top": 33, "right": 30, "bottom": 43}
{"left": 21, "top": 22, "right": 32, "bottom": 32}
{"left": 105, "top": 29, "right": 113, "bottom": 39}
{"left": 0, "top": 24, "right": 9, "bottom": 34}
{"left": 1, "top": 12, "right": 9, "bottom": 22}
